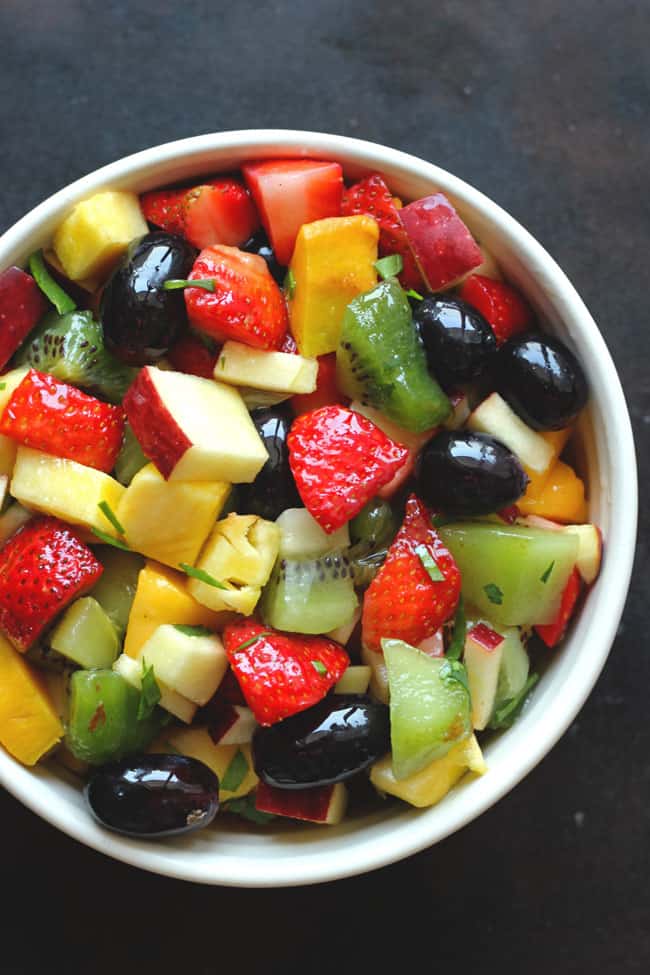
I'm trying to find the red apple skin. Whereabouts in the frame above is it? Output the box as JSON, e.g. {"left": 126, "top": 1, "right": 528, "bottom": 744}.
{"left": 399, "top": 193, "right": 483, "bottom": 291}
{"left": 0, "top": 267, "right": 48, "bottom": 371}
{"left": 123, "top": 367, "right": 191, "bottom": 479}
{"left": 208, "top": 703, "right": 239, "bottom": 745}
{"left": 468, "top": 623, "right": 506, "bottom": 652}
{"left": 255, "top": 780, "right": 336, "bottom": 823}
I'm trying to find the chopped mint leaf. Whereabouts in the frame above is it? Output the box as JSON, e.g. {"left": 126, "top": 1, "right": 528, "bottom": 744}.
{"left": 311, "top": 659, "right": 328, "bottom": 677}
{"left": 540, "top": 561, "right": 555, "bottom": 584}
{"left": 405, "top": 288, "right": 424, "bottom": 301}
{"left": 178, "top": 563, "right": 227, "bottom": 589}
{"left": 374, "top": 254, "right": 403, "bottom": 280}
{"left": 235, "top": 631, "right": 272, "bottom": 653}
{"left": 28, "top": 249, "right": 77, "bottom": 315}
{"left": 220, "top": 748, "right": 249, "bottom": 793}
{"left": 98, "top": 500, "right": 125, "bottom": 536}
{"left": 415, "top": 543, "right": 444, "bottom": 581}
{"left": 91, "top": 528, "right": 131, "bottom": 551}
{"left": 163, "top": 278, "right": 215, "bottom": 292}
{"left": 284, "top": 268, "right": 296, "bottom": 299}
{"left": 488, "top": 673, "right": 540, "bottom": 730}
{"left": 220, "top": 356, "right": 226, "bottom": 369}
{"left": 440, "top": 659, "right": 470, "bottom": 695}
{"left": 446, "top": 594, "right": 466, "bottom": 662}
{"left": 484, "top": 582, "right": 503, "bottom": 605}
{"left": 0, "top": 383, "right": 6, "bottom": 391}
{"left": 223, "top": 793, "right": 276, "bottom": 824}
{"left": 137, "top": 659, "right": 161, "bottom": 721}
{"left": 173, "top": 624, "right": 212, "bottom": 637}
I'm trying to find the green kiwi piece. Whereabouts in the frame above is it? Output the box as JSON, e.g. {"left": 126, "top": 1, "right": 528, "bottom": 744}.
{"left": 261, "top": 552, "right": 359, "bottom": 635}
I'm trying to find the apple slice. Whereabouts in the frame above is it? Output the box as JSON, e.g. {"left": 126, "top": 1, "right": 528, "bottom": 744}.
{"left": 0, "top": 503, "right": 31, "bottom": 547}
{"left": 136, "top": 623, "right": 228, "bottom": 705}
{"left": 334, "top": 663, "right": 371, "bottom": 695}
{"left": 276, "top": 507, "right": 350, "bottom": 560}
{"left": 208, "top": 703, "right": 257, "bottom": 745}
{"left": 468, "top": 392, "right": 554, "bottom": 474}
{"left": 215, "top": 341, "right": 318, "bottom": 395}
{"left": 124, "top": 366, "right": 268, "bottom": 482}
{"left": 564, "top": 524, "right": 602, "bottom": 584}
{"left": 0, "top": 268, "right": 48, "bottom": 371}
{"left": 327, "top": 606, "right": 361, "bottom": 647}
{"left": 463, "top": 623, "right": 506, "bottom": 730}
{"left": 399, "top": 193, "right": 483, "bottom": 291}
{"left": 417, "top": 629, "right": 445, "bottom": 657}
{"left": 255, "top": 780, "right": 348, "bottom": 824}
{"left": 113, "top": 652, "right": 197, "bottom": 724}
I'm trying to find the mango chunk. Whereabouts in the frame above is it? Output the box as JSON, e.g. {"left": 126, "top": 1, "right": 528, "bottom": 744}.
{"left": 370, "top": 734, "right": 486, "bottom": 808}
{"left": 518, "top": 459, "right": 587, "bottom": 523}
{"left": 289, "top": 215, "right": 379, "bottom": 357}
{"left": 53, "top": 190, "right": 147, "bottom": 282}
{"left": 0, "top": 634, "right": 63, "bottom": 765}
{"left": 154, "top": 727, "right": 258, "bottom": 801}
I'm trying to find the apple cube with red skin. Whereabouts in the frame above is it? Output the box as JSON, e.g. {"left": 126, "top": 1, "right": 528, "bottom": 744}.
{"left": 535, "top": 567, "right": 582, "bottom": 647}
{"left": 255, "top": 780, "right": 348, "bottom": 825}
{"left": 208, "top": 704, "right": 257, "bottom": 745}
{"left": 399, "top": 193, "right": 483, "bottom": 291}
{"left": 124, "top": 366, "right": 268, "bottom": 483}
{"left": 0, "top": 267, "right": 48, "bottom": 371}
{"left": 464, "top": 622, "right": 506, "bottom": 730}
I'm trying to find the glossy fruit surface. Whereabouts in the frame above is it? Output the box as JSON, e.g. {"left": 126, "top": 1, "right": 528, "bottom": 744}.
{"left": 496, "top": 333, "right": 588, "bottom": 430}
{"left": 242, "top": 230, "right": 285, "bottom": 284}
{"left": 237, "top": 404, "right": 301, "bottom": 520}
{"left": 416, "top": 430, "right": 529, "bottom": 515}
{"left": 414, "top": 295, "right": 496, "bottom": 382}
{"left": 85, "top": 754, "right": 219, "bottom": 837}
{"left": 252, "top": 694, "right": 390, "bottom": 788}
{"left": 101, "top": 231, "right": 197, "bottom": 365}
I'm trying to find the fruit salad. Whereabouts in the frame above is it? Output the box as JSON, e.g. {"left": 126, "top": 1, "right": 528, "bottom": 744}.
{"left": 0, "top": 159, "right": 600, "bottom": 837}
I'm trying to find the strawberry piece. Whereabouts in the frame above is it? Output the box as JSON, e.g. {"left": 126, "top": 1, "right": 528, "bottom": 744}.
{"left": 288, "top": 405, "right": 409, "bottom": 533}
{"left": 362, "top": 495, "right": 461, "bottom": 653}
{"left": 341, "top": 174, "right": 424, "bottom": 291}
{"left": 242, "top": 160, "right": 343, "bottom": 265}
{"left": 0, "top": 516, "right": 103, "bottom": 651}
{"left": 0, "top": 369, "right": 125, "bottom": 472}
{"left": 0, "top": 266, "right": 48, "bottom": 371}
{"left": 535, "top": 567, "right": 582, "bottom": 648}
{"left": 459, "top": 274, "right": 533, "bottom": 345}
{"left": 399, "top": 193, "right": 483, "bottom": 292}
{"left": 182, "top": 179, "right": 260, "bottom": 249}
{"left": 223, "top": 620, "right": 349, "bottom": 725}
{"left": 185, "top": 245, "right": 288, "bottom": 350}
{"left": 291, "top": 353, "right": 345, "bottom": 416}
{"left": 140, "top": 188, "right": 185, "bottom": 235}
{"left": 167, "top": 333, "right": 219, "bottom": 379}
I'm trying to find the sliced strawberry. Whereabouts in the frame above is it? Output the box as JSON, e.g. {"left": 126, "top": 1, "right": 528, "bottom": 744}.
{"left": 291, "top": 353, "right": 345, "bottom": 416}
{"left": 361, "top": 495, "right": 461, "bottom": 653}
{"left": 182, "top": 179, "right": 260, "bottom": 249}
{"left": 140, "top": 188, "right": 185, "bottom": 235}
{"left": 341, "top": 174, "right": 424, "bottom": 291}
{"left": 535, "top": 567, "right": 582, "bottom": 648}
{"left": 0, "top": 369, "right": 125, "bottom": 472}
{"left": 0, "top": 266, "right": 48, "bottom": 371}
{"left": 223, "top": 620, "right": 349, "bottom": 725}
{"left": 185, "top": 245, "right": 288, "bottom": 350}
{"left": 242, "top": 159, "right": 343, "bottom": 265}
{"left": 288, "top": 405, "right": 409, "bottom": 533}
{"left": 167, "top": 333, "right": 219, "bottom": 379}
{"left": 458, "top": 274, "right": 533, "bottom": 345}
{"left": 0, "top": 516, "right": 103, "bottom": 651}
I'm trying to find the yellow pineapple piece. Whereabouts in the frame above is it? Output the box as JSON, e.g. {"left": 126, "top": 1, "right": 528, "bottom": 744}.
{"left": 0, "top": 503, "right": 32, "bottom": 547}
{"left": 0, "top": 369, "right": 33, "bottom": 478}
{"left": 154, "top": 727, "right": 258, "bottom": 801}
{"left": 214, "top": 341, "right": 318, "bottom": 395}
{"left": 53, "top": 190, "right": 147, "bottom": 282}
{"left": 124, "top": 561, "right": 225, "bottom": 658}
{"left": 289, "top": 215, "right": 379, "bottom": 357}
{"left": 117, "top": 463, "right": 230, "bottom": 569}
{"left": 187, "top": 513, "right": 280, "bottom": 614}
{"left": 370, "top": 734, "right": 486, "bottom": 808}
{"left": 10, "top": 447, "right": 124, "bottom": 535}
{"left": 0, "top": 634, "right": 64, "bottom": 765}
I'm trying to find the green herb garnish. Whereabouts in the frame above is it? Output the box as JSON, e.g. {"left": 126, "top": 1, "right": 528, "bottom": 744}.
{"left": 440, "top": 659, "right": 470, "bottom": 695}
{"left": 446, "top": 594, "right": 466, "bottom": 662}
{"left": 91, "top": 528, "right": 132, "bottom": 550}
{"left": 0, "top": 382, "right": 6, "bottom": 391}
{"left": 137, "top": 659, "right": 161, "bottom": 721}
{"left": 220, "top": 749, "right": 249, "bottom": 793}
{"left": 374, "top": 254, "right": 403, "bottom": 280}
{"left": 28, "top": 249, "right": 77, "bottom": 315}
{"left": 488, "top": 673, "right": 540, "bottom": 730}
{"left": 484, "top": 582, "right": 503, "bottom": 605}
{"left": 163, "top": 278, "right": 216, "bottom": 292}
{"left": 415, "top": 543, "right": 444, "bottom": 581}
{"left": 98, "top": 500, "right": 125, "bottom": 536}
{"left": 223, "top": 793, "right": 276, "bottom": 824}
{"left": 311, "top": 659, "right": 328, "bottom": 677}
{"left": 173, "top": 624, "right": 212, "bottom": 637}
{"left": 235, "top": 631, "right": 272, "bottom": 653}
{"left": 405, "top": 288, "right": 424, "bottom": 301}
{"left": 284, "top": 268, "right": 296, "bottom": 299}
{"left": 540, "top": 561, "right": 555, "bottom": 584}
{"left": 178, "top": 563, "right": 227, "bottom": 589}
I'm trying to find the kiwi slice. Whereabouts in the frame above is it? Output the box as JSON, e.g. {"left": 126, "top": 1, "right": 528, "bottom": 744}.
{"left": 15, "top": 309, "right": 137, "bottom": 403}
{"left": 261, "top": 552, "right": 359, "bottom": 635}
{"left": 337, "top": 280, "right": 451, "bottom": 432}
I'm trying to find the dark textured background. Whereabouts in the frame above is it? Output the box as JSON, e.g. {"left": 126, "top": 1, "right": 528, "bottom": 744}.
{"left": 1, "top": 1, "right": 648, "bottom": 972}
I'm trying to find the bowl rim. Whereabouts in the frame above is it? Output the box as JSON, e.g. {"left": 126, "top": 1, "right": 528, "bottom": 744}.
{"left": 0, "top": 129, "right": 638, "bottom": 887}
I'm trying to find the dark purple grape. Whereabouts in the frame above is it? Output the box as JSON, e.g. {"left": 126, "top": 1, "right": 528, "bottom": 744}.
{"left": 414, "top": 295, "right": 496, "bottom": 382}
{"left": 85, "top": 754, "right": 219, "bottom": 838}
{"left": 253, "top": 695, "right": 390, "bottom": 789}
{"left": 238, "top": 404, "right": 301, "bottom": 520}
{"left": 495, "top": 333, "right": 588, "bottom": 431}
{"left": 242, "top": 231, "right": 285, "bottom": 285}
{"left": 416, "top": 430, "right": 529, "bottom": 516}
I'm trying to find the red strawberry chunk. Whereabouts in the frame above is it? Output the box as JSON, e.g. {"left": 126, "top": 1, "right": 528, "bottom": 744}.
{"left": 242, "top": 159, "right": 343, "bottom": 265}
{"left": 0, "top": 267, "right": 48, "bottom": 371}
{"left": 535, "top": 566, "right": 582, "bottom": 648}
{"left": 341, "top": 174, "right": 424, "bottom": 291}
{"left": 223, "top": 620, "right": 349, "bottom": 725}
{"left": 288, "top": 405, "right": 409, "bottom": 533}
{"left": 182, "top": 179, "right": 260, "bottom": 249}
{"left": 291, "top": 353, "right": 345, "bottom": 416}
{"left": 167, "top": 333, "right": 219, "bottom": 379}
{"left": 362, "top": 495, "right": 461, "bottom": 653}
{"left": 0, "top": 516, "right": 103, "bottom": 651}
{"left": 185, "top": 245, "right": 288, "bottom": 350}
{"left": 459, "top": 274, "right": 533, "bottom": 345}
{"left": 140, "top": 188, "right": 185, "bottom": 236}
{"left": 0, "top": 369, "right": 125, "bottom": 472}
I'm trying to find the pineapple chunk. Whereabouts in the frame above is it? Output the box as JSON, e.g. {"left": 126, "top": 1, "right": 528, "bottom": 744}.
{"left": 154, "top": 727, "right": 258, "bottom": 801}
{"left": 0, "top": 367, "right": 30, "bottom": 415}
{"left": 113, "top": 652, "right": 197, "bottom": 724}
{"left": 10, "top": 447, "right": 124, "bottom": 535}
{"left": 289, "top": 215, "right": 379, "bottom": 357}
{"left": 53, "top": 190, "right": 147, "bottom": 282}
{"left": 214, "top": 341, "right": 318, "bottom": 395}
{"left": 117, "top": 462, "right": 230, "bottom": 569}
{"left": 187, "top": 513, "right": 280, "bottom": 614}
{"left": 0, "top": 503, "right": 31, "bottom": 547}
{"left": 0, "top": 633, "right": 64, "bottom": 765}
{"left": 135, "top": 623, "right": 227, "bottom": 705}
{"left": 370, "top": 734, "right": 486, "bottom": 808}
{"left": 124, "top": 561, "right": 225, "bottom": 659}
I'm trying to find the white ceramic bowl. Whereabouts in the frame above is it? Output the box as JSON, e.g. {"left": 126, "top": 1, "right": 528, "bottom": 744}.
{"left": 0, "top": 130, "right": 637, "bottom": 887}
